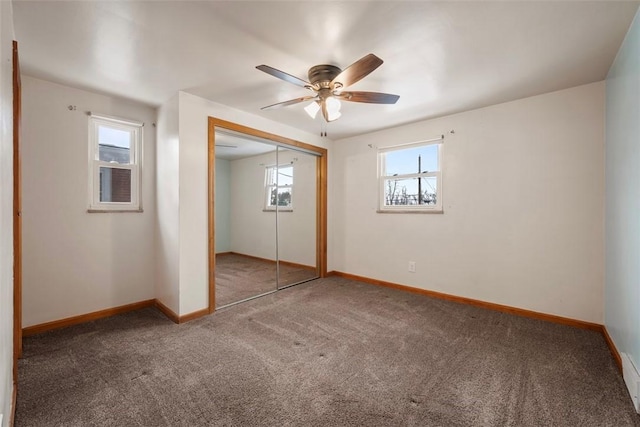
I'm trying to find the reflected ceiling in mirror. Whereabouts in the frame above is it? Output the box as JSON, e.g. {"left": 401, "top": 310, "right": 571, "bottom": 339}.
{"left": 215, "top": 129, "right": 276, "bottom": 161}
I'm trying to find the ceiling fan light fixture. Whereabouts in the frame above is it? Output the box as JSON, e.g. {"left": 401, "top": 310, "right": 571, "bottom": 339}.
{"left": 304, "top": 101, "right": 320, "bottom": 119}
{"left": 328, "top": 110, "right": 341, "bottom": 121}
{"left": 325, "top": 96, "right": 342, "bottom": 121}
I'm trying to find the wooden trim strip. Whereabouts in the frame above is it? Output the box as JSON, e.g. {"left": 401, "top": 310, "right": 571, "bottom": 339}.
{"left": 209, "top": 117, "right": 328, "bottom": 156}
{"left": 21, "top": 299, "right": 211, "bottom": 337}
{"left": 224, "top": 251, "right": 316, "bottom": 271}
{"left": 179, "top": 308, "right": 209, "bottom": 323}
{"left": 154, "top": 300, "right": 209, "bottom": 324}
{"left": 280, "top": 259, "right": 317, "bottom": 271}
{"left": 11, "top": 381, "right": 17, "bottom": 427}
{"left": 22, "top": 299, "right": 156, "bottom": 336}
{"left": 602, "top": 326, "right": 623, "bottom": 373}
{"left": 329, "top": 271, "right": 603, "bottom": 332}
{"left": 318, "top": 152, "right": 328, "bottom": 277}
{"left": 154, "top": 299, "right": 179, "bottom": 324}
{"left": 208, "top": 117, "right": 216, "bottom": 313}
{"left": 13, "top": 39, "right": 22, "bottom": 381}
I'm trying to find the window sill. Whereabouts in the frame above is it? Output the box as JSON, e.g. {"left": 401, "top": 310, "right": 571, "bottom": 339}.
{"left": 88, "top": 208, "right": 144, "bottom": 213}
{"left": 376, "top": 209, "right": 443, "bottom": 214}
{"left": 262, "top": 209, "right": 293, "bottom": 213}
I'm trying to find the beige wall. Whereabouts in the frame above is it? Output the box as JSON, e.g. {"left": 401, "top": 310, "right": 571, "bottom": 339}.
{"left": 331, "top": 82, "right": 605, "bottom": 323}
{"left": 21, "top": 76, "right": 157, "bottom": 327}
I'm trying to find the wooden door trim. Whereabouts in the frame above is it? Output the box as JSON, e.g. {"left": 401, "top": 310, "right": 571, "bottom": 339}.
{"left": 207, "top": 117, "right": 328, "bottom": 313}
{"left": 13, "top": 39, "right": 22, "bottom": 382}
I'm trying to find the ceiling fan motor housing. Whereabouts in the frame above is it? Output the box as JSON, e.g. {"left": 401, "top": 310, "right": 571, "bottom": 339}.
{"left": 308, "top": 64, "right": 342, "bottom": 89}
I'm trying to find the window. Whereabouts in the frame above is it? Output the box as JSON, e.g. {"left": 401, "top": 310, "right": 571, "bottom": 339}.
{"left": 88, "top": 114, "right": 143, "bottom": 211}
{"left": 378, "top": 138, "right": 443, "bottom": 212}
{"left": 264, "top": 164, "right": 293, "bottom": 210}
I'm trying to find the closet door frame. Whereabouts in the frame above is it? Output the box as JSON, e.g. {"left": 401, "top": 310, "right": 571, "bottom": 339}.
{"left": 207, "top": 117, "right": 328, "bottom": 312}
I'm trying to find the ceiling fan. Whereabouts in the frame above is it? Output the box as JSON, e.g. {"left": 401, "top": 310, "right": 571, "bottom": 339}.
{"left": 256, "top": 53, "right": 399, "bottom": 123}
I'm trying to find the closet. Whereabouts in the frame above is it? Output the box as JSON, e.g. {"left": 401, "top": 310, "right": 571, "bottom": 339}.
{"left": 208, "top": 119, "right": 327, "bottom": 309}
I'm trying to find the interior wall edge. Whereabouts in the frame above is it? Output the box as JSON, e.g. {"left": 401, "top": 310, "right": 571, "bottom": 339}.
{"left": 328, "top": 271, "right": 603, "bottom": 332}
{"left": 153, "top": 299, "right": 179, "bottom": 324}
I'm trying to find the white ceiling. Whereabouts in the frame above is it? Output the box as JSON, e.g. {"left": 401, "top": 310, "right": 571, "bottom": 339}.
{"left": 12, "top": 1, "right": 639, "bottom": 140}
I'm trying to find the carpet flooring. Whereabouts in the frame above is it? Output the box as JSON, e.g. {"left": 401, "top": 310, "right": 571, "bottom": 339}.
{"left": 16, "top": 277, "right": 640, "bottom": 426}
{"left": 215, "top": 253, "right": 318, "bottom": 307}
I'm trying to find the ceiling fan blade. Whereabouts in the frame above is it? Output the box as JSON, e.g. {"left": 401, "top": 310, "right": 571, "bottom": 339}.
{"left": 331, "top": 54, "right": 383, "bottom": 88}
{"left": 261, "top": 96, "right": 317, "bottom": 110}
{"left": 256, "top": 65, "right": 311, "bottom": 88}
{"left": 338, "top": 91, "right": 399, "bottom": 104}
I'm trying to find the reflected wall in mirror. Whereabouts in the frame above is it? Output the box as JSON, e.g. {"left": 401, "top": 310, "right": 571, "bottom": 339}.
{"left": 276, "top": 146, "right": 318, "bottom": 288}
{"left": 214, "top": 131, "right": 277, "bottom": 308}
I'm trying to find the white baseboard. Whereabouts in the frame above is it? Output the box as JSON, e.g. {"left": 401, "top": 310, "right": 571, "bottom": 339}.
{"left": 621, "top": 352, "right": 640, "bottom": 414}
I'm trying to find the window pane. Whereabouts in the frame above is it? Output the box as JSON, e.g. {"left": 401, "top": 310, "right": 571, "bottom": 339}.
{"left": 99, "top": 167, "right": 132, "bottom": 203}
{"left": 277, "top": 165, "right": 293, "bottom": 186}
{"left": 269, "top": 187, "right": 292, "bottom": 208}
{"left": 383, "top": 177, "right": 437, "bottom": 206}
{"left": 384, "top": 144, "right": 438, "bottom": 176}
{"left": 98, "top": 126, "right": 131, "bottom": 164}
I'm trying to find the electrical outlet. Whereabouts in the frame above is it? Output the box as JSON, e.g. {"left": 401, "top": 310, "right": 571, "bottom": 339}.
{"left": 408, "top": 261, "right": 416, "bottom": 273}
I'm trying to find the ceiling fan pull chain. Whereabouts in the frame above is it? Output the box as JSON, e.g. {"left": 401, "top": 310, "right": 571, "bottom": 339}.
{"left": 321, "top": 122, "right": 328, "bottom": 138}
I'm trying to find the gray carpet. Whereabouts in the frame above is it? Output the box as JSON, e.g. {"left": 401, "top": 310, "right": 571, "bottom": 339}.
{"left": 215, "top": 253, "right": 318, "bottom": 307}
{"left": 16, "top": 277, "right": 640, "bottom": 426}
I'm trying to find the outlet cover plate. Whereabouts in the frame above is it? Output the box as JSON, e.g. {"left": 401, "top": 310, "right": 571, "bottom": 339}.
{"left": 408, "top": 261, "right": 416, "bottom": 273}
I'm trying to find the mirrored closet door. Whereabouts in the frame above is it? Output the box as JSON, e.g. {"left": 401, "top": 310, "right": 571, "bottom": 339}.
{"left": 276, "top": 146, "right": 319, "bottom": 289}
{"left": 214, "top": 132, "right": 278, "bottom": 307}
{"left": 212, "top": 126, "right": 323, "bottom": 309}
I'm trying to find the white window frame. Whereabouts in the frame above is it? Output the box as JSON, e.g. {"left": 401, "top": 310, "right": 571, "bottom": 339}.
{"left": 378, "top": 137, "right": 443, "bottom": 213}
{"left": 88, "top": 113, "right": 143, "bottom": 212}
{"left": 264, "top": 164, "right": 294, "bottom": 211}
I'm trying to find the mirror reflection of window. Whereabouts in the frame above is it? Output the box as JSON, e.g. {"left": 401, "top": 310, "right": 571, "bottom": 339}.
{"left": 265, "top": 164, "right": 293, "bottom": 210}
